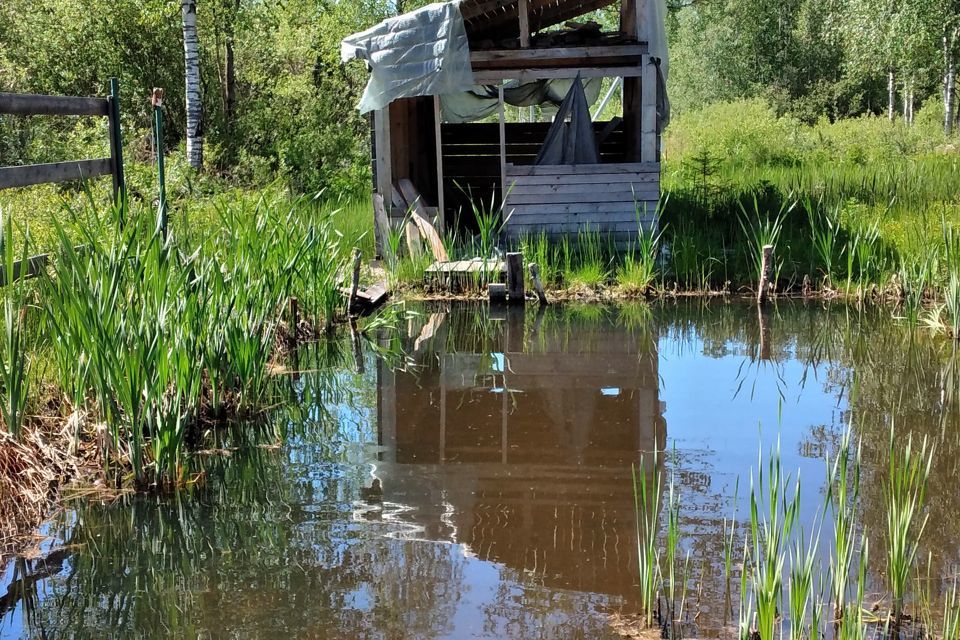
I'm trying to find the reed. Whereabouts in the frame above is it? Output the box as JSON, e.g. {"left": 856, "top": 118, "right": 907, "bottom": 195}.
{"left": 632, "top": 452, "right": 663, "bottom": 627}
{"left": 825, "top": 424, "right": 861, "bottom": 621}
{"left": 738, "top": 193, "right": 791, "bottom": 287}
{"left": 944, "top": 576, "right": 960, "bottom": 640}
{"left": 749, "top": 439, "right": 800, "bottom": 640}
{"left": 618, "top": 225, "right": 662, "bottom": 294}
{"left": 884, "top": 427, "right": 934, "bottom": 624}
{"left": 0, "top": 212, "right": 30, "bottom": 438}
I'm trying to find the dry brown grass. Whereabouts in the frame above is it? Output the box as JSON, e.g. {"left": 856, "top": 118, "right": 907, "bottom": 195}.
{"left": 0, "top": 422, "right": 79, "bottom": 557}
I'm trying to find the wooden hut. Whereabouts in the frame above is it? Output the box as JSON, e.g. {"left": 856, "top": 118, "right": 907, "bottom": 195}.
{"left": 357, "top": 0, "right": 666, "bottom": 249}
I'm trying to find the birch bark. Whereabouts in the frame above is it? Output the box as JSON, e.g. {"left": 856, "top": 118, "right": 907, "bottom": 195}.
{"left": 182, "top": 0, "right": 203, "bottom": 169}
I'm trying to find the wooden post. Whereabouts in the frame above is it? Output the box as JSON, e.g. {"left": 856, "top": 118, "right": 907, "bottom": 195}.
{"left": 757, "top": 303, "right": 771, "bottom": 361}
{"left": 518, "top": 0, "right": 531, "bottom": 48}
{"left": 529, "top": 262, "right": 548, "bottom": 305}
{"left": 348, "top": 248, "right": 362, "bottom": 314}
{"left": 506, "top": 252, "right": 524, "bottom": 303}
{"left": 758, "top": 244, "right": 774, "bottom": 305}
{"left": 640, "top": 56, "right": 658, "bottom": 163}
{"left": 489, "top": 283, "right": 507, "bottom": 304}
{"left": 288, "top": 296, "right": 300, "bottom": 383}
{"left": 498, "top": 84, "right": 507, "bottom": 202}
{"left": 107, "top": 78, "right": 126, "bottom": 212}
{"left": 374, "top": 108, "right": 392, "bottom": 207}
{"left": 288, "top": 297, "right": 299, "bottom": 346}
{"left": 373, "top": 193, "right": 391, "bottom": 261}
{"left": 433, "top": 95, "right": 445, "bottom": 232}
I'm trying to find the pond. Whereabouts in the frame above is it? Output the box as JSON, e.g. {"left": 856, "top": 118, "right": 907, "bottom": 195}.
{"left": 1, "top": 300, "right": 959, "bottom": 639}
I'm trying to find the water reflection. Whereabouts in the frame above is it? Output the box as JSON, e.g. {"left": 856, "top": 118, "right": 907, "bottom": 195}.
{"left": 2, "top": 300, "right": 960, "bottom": 639}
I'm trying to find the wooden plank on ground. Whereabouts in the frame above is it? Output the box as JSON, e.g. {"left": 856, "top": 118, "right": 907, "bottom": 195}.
{"left": 0, "top": 253, "right": 50, "bottom": 286}
{"left": 0, "top": 93, "right": 109, "bottom": 117}
{"left": 398, "top": 178, "right": 448, "bottom": 261}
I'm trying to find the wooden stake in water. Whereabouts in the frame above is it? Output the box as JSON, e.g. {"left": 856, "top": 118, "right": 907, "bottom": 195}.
{"left": 506, "top": 252, "right": 525, "bottom": 303}
{"left": 758, "top": 244, "right": 774, "bottom": 305}
{"left": 529, "top": 262, "right": 548, "bottom": 306}
{"left": 348, "top": 249, "right": 362, "bottom": 315}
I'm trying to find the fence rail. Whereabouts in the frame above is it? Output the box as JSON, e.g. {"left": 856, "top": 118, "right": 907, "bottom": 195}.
{"left": 0, "top": 79, "right": 125, "bottom": 285}
{"left": 0, "top": 93, "right": 109, "bottom": 117}
{"left": 0, "top": 78, "right": 125, "bottom": 200}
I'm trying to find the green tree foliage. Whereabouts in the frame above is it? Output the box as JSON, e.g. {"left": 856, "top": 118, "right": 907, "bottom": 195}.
{"left": 668, "top": 0, "right": 959, "bottom": 123}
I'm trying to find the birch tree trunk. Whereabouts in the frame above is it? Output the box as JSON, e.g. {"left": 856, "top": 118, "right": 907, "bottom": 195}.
{"left": 908, "top": 83, "right": 915, "bottom": 125}
{"left": 888, "top": 70, "right": 895, "bottom": 122}
{"left": 182, "top": 0, "right": 203, "bottom": 169}
{"left": 946, "top": 34, "right": 956, "bottom": 136}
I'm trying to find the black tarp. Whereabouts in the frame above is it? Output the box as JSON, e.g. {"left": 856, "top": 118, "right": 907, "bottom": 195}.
{"left": 534, "top": 74, "right": 599, "bottom": 165}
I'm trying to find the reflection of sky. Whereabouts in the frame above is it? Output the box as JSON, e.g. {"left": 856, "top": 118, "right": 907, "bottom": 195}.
{"left": 657, "top": 330, "right": 848, "bottom": 595}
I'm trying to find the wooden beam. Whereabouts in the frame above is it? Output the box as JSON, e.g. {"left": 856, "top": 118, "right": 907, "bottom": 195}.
{"left": 373, "top": 107, "right": 392, "bottom": 211}
{"left": 473, "top": 66, "right": 644, "bottom": 83}
{"left": 505, "top": 161, "right": 659, "bottom": 175}
{"left": 518, "top": 0, "right": 531, "bottom": 47}
{"left": 0, "top": 158, "right": 112, "bottom": 189}
{"left": 0, "top": 92, "right": 109, "bottom": 117}
{"left": 640, "top": 55, "right": 658, "bottom": 163}
{"left": 620, "top": 0, "right": 639, "bottom": 39}
{"left": 498, "top": 84, "right": 507, "bottom": 203}
{"left": 471, "top": 45, "right": 646, "bottom": 69}
{"left": 433, "top": 95, "right": 445, "bottom": 232}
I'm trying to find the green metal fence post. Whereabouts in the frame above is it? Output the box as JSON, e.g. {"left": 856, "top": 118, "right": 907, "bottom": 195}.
{"left": 151, "top": 88, "right": 167, "bottom": 239}
{"left": 107, "top": 77, "right": 126, "bottom": 217}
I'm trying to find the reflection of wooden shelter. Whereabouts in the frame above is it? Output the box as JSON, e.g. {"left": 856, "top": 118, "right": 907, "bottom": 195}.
{"left": 368, "top": 0, "right": 664, "bottom": 248}
{"left": 376, "top": 307, "right": 665, "bottom": 599}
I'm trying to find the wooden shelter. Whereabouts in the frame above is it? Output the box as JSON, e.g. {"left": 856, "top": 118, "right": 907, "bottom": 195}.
{"left": 368, "top": 0, "right": 664, "bottom": 249}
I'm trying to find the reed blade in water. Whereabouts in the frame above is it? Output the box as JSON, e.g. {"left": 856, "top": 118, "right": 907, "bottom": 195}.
{"left": 749, "top": 438, "right": 800, "bottom": 640}
{"left": 884, "top": 426, "right": 934, "bottom": 624}
{"left": 632, "top": 450, "right": 663, "bottom": 628}
{"left": 825, "top": 423, "right": 861, "bottom": 621}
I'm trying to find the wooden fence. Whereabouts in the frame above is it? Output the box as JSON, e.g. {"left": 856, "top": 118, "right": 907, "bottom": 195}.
{"left": 0, "top": 78, "right": 125, "bottom": 200}
{"left": 0, "top": 79, "right": 125, "bottom": 284}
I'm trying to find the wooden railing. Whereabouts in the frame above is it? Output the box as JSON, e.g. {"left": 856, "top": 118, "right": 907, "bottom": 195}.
{"left": 0, "top": 78, "right": 125, "bottom": 201}
{"left": 0, "top": 79, "right": 125, "bottom": 284}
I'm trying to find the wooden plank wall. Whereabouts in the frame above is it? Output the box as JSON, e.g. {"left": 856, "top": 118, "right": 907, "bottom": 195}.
{"left": 441, "top": 121, "right": 627, "bottom": 230}
{"left": 502, "top": 162, "right": 660, "bottom": 244}
{"left": 387, "top": 96, "right": 439, "bottom": 220}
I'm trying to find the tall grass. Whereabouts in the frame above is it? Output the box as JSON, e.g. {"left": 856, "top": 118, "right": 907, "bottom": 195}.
{"left": 749, "top": 439, "right": 800, "bottom": 640}
{"left": 825, "top": 424, "right": 861, "bottom": 621}
{"left": 0, "top": 212, "right": 30, "bottom": 438}
{"left": 884, "top": 427, "right": 934, "bottom": 624}
{"left": 632, "top": 452, "right": 663, "bottom": 627}
{"left": 33, "top": 190, "right": 352, "bottom": 487}
{"left": 627, "top": 423, "right": 945, "bottom": 640}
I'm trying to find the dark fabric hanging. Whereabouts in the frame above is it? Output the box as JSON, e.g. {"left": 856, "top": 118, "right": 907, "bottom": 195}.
{"left": 535, "top": 74, "right": 599, "bottom": 165}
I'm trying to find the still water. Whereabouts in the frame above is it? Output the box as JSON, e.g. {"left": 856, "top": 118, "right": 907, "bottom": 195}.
{"left": 2, "top": 301, "right": 959, "bottom": 639}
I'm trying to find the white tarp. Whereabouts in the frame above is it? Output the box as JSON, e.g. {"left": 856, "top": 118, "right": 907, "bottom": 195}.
{"left": 440, "top": 77, "right": 603, "bottom": 123}
{"left": 340, "top": 2, "right": 475, "bottom": 114}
